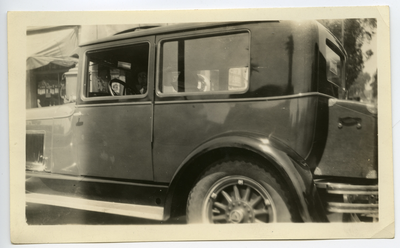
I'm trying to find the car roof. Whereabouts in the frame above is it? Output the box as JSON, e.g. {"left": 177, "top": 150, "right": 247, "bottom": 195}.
{"left": 80, "top": 21, "right": 277, "bottom": 47}
{"left": 79, "top": 20, "right": 345, "bottom": 58}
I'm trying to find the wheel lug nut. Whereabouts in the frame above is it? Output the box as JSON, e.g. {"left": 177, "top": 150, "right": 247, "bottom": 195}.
{"left": 210, "top": 193, "right": 217, "bottom": 199}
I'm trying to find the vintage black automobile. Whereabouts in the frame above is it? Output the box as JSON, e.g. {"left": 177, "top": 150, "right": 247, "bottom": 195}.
{"left": 26, "top": 20, "right": 378, "bottom": 223}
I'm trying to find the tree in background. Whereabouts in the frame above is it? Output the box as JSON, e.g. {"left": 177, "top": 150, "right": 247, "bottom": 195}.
{"left": 370, "top": 70, "right": 378, "bottom": 100}
{"left": 318, "top": 19, "right": 377, "bottom": 99}
{"left": 348, "top": 72, "right": 371, "bottom": 101}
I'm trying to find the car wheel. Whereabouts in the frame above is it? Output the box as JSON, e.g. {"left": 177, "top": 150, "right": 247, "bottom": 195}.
{"left": 187, "top": 160, "right": 297, "bottom": 224}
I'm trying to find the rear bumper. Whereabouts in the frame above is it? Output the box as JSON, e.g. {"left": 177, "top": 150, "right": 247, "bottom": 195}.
{"left": 315, "top": 180, "right": 378, "bottom": 222}
{"left": 327, "top": 202, "right": 378, "bottom": 214}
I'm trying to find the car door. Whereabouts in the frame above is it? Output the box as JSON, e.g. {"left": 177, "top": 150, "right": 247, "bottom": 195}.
{"left": 153, "top": 27, "right": 252, "bottom": 182}
{"left": 72, "top": 37, "right": 155, "bottom": 181}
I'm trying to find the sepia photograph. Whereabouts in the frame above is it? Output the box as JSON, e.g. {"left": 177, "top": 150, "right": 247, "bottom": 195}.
{"left": 7, "top": 6, "right": 394, "bottom": 244}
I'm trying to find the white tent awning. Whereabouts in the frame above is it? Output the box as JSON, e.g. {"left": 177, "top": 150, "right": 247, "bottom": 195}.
{"left": 26, "top": 26, "right": 79, "bottom": 70}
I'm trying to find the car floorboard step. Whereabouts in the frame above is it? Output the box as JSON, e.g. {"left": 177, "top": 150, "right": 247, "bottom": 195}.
{"left": 26, "top": 192, "right": 164, "bottom": 220}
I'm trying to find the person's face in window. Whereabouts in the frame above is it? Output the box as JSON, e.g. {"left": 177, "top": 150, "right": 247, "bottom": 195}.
{"left": 137, "top": 71, "right": 147, "bottom": 93}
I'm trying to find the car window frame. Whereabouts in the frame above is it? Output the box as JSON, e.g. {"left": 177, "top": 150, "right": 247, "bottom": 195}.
{"left": 80, "top": 40, "right": 152, "bottom": 103}
{"left": 325, "top": 39, "right": 346, "bottom": 91}
{"left": 155, "top": 29, "right": 252, "bottom": 98}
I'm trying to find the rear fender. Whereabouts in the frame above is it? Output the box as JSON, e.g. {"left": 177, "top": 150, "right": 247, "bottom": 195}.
{"left": 164, "top": 132, "right": 323, "bottom": 222}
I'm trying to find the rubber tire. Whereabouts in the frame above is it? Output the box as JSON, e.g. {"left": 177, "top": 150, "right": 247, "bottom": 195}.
{"left": 187, "top": 160, "right": 297, "bottom": 224}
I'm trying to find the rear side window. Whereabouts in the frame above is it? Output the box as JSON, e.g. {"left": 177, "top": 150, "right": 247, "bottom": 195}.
{"left": 326, "top": 45, "right": 343, "bottom": 88}
{"left": 159, "top": 33, "right": 250, "bottom": 95}
{"left": 319, "top": 42, "right": 345, "bottom": 98}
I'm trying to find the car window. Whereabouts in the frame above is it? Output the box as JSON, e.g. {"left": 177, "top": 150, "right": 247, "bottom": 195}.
{"left": 159, "top": 33, "right": 250, "bottom": 95}
{"left": 319, "top": 42, "right": 345, "bottom": 98}
{"left": 326, "top": 45, "right": 343, "bottom": 88}
{"left": 86, "top": 43, "right": 149, "bottom": 98}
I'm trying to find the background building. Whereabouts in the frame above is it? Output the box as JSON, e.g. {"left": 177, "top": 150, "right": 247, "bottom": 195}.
{"left": 26, "top": 24, "right": 168, "bottom": 108}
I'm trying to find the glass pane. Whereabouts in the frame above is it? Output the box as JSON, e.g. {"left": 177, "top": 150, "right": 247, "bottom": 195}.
{"left": 229, "top": 67, "right": 248, "bottom": 91}
{"left": 160, "top": 33, "right": 249, "bottom": 94}
{"left": 86, "top": 43, "right": 149, "bottom": 97}
{"left": 326, "top": 46, "right": 343, "bottom": 88}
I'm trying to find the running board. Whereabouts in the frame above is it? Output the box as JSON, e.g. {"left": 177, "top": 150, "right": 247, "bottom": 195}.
{"left": 26, "top": 193, "right": 164, "bottom": 220}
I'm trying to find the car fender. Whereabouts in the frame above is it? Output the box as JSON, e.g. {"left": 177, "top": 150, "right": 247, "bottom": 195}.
{"left": 164, "top": 131, "right": 321, "bottom": 222}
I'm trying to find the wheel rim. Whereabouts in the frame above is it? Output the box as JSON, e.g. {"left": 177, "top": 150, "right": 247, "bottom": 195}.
{"left": 202, "top": 176, "right": 277, "bottom": 224}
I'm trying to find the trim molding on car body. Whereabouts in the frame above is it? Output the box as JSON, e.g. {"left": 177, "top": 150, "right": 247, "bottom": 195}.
{"left": 76, "top": 101, "right": 152, "bottom": 108}
{"left": 26, "top": 101, "right": 153, "bottom": 121}
{"left": 154, "top": 92, "right": 334, "bottom": 105}
{"left": 26, "top": 171, "right": 168, "bottom": 188}
{"left": 27, "top": 115, "right": 74, "bottom": 121}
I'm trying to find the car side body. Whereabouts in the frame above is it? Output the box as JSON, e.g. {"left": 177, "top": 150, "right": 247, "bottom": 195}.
{"left": 26, "top": 20, "right": 378, "bottom": 223}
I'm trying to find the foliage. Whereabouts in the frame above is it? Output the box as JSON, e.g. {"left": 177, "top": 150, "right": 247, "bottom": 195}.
{"left": 347, "top": 70, "right": 377, "bottom": 103}
{"left": 370, "top": 70, "right": 377, "bottom": 99}
{"left": 348, "top": 72, "right": 371, "bottom": 101}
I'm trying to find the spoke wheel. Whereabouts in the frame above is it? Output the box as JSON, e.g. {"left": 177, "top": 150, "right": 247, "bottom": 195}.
{"left": 203, "top": 176, "right": 276, "bottom": 223}
{"left": 187, "top": 160, "right": 297, "bottom": 224}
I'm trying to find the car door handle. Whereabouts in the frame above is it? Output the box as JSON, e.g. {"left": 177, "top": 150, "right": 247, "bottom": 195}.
{"left": 338, "top": 117, "right": 362, "bottom": 129}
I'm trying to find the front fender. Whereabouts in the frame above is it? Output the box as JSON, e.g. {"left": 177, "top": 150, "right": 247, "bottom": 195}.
{"left": 165, "top": 132, "right": 324, "bottom": 222}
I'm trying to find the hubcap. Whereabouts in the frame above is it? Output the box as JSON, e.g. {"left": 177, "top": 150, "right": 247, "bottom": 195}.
{"left": 203, "top": 176, "right": 276, "bottom": 224}
{"left": 229, "top": 209, "right": 244, "bottom": 223}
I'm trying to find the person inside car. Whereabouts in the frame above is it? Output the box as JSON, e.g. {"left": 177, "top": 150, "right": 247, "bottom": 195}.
{"left": 136, "top": 70, "right": 147, "bottom": 94}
